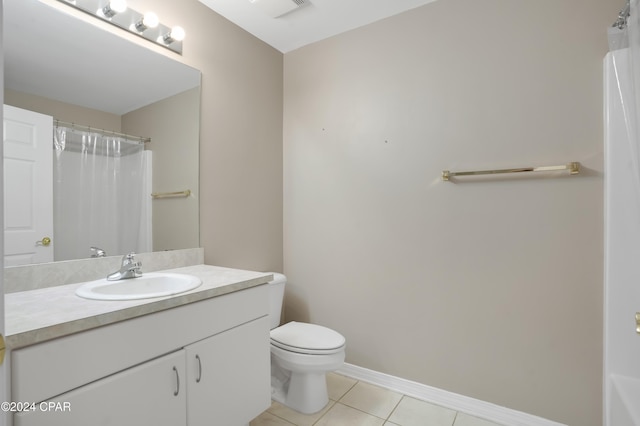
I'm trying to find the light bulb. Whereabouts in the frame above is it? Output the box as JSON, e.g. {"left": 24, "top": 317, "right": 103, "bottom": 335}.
{"left": 134, "top": 11, "right": 159, "bottom": 32}
{"left": 110, "top": 0, "right": 127, "bottom": 13}
{"left": 169, "top": 26, "right": 185, "bottom": 42}
{"left": 162, "top": 26, "right": 185, "bottom": 44}
{"left": 142, "top": 12, "right": 159, "bottom": 28}
{"left": 101, "top": 0, "right": 127, "bottom": 18}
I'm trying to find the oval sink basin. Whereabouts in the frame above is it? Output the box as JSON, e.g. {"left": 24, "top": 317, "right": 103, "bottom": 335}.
{"left": 76, "top": 273, "right": 202, "bottom": 301}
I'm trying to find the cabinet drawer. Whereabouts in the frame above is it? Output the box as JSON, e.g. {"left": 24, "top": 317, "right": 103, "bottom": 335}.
{"left": 12, "top": 284, "right": 268, "bottom": 403}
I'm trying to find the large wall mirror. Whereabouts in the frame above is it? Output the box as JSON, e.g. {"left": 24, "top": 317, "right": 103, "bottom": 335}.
{"left": 3, "top": 0, "right": 201, "bottom": 266}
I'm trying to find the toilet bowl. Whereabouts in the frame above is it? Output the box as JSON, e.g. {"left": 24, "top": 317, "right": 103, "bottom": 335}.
{"left": 267, "top": 274, "right": 346, "bottom": 414}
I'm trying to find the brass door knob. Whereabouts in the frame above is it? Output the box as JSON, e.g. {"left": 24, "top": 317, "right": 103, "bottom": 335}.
{"left": 36, "top": 237, "right": 51, "bottom": 246}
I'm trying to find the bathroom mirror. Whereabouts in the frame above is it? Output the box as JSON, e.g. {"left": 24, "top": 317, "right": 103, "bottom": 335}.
{"left": 3, "top": 0, "right": 201, "bottom": 267}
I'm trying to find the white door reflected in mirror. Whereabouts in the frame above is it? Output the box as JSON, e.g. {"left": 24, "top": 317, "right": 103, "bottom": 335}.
{"left": 3, "top": 105, "right": 53, "bottom": 266}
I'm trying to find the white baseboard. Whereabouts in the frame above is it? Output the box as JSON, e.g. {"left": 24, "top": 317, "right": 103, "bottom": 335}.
{"left": 337, "top": 363, "right": 566, "bottom": 426}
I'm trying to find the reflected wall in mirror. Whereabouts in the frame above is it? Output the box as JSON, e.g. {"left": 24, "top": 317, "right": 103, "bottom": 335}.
{"left": 3, "top": 0, "right": 201, "bottom": 266}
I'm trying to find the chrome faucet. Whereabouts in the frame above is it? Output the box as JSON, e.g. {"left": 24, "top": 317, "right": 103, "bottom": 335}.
{"left": 90, "top": 246, "right": 106, "bottom": 258}
{"left": 107, "top": 252, "right": 142, "bottom": 281}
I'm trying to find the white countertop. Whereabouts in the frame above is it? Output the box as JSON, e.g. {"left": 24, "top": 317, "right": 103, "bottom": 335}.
{"left": 5, "top": 264, "right": 272, "bottom": 349}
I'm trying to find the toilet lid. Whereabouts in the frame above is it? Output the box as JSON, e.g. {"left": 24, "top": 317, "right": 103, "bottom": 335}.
{"left": 270, "top": 321, "right": 345, "bottom": 354}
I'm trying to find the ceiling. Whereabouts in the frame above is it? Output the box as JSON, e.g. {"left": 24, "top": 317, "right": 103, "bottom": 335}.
{"left": 198, "top": 0, "right": 438, "bottom": 53}
{"left": 4, "top": 0, "right": 200, "bottom": 115}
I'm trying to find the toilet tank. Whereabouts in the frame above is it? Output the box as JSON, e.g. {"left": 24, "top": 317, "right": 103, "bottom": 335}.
{"left": 267, "top": 273, "right": 287, "bottom": 329}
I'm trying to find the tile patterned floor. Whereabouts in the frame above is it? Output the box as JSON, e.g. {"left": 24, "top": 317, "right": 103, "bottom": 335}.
{"left": 251, "top": 373, "right": 504, "bottom": 426}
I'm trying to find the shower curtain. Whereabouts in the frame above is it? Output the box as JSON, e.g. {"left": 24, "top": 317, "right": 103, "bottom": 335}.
{"left": 609, "top": 0, "right": 640, "bottom": 195}
{"left": 605, "top": 2, "right": 640, "bottom": 424}
{"left": 53, "top": 126, "right": 148, "bottom": 261}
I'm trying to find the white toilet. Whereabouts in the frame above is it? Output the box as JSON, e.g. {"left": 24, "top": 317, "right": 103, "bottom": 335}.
{"left": 268, "top": 273, "right": 346, "bottom": 414}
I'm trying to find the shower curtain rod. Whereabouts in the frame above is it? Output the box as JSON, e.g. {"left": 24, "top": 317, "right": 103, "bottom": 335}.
{"left": 613, "top": 0, "right": 631, "bottom": 29}
{"left": 54, "top": 119, "right": 151, "bottom": 144}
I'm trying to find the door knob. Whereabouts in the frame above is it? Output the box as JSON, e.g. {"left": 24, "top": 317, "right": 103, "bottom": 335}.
{"left": 36, "top": 237, "right": 51, "bottom": 246}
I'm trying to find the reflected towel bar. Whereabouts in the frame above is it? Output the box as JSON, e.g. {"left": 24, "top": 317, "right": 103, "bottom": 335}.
{"left": 441, "top": 162, "right": 580, "bottom": 181}
{"left": 151, "top": 190, "right": 191, "bottom": 199}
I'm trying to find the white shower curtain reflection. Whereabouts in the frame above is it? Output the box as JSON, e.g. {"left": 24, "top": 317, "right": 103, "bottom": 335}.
{"left": 53, "top": 126, "right": 148, "bottom": 261}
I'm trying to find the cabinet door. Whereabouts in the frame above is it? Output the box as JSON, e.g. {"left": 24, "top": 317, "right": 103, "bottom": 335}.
{"left": 186, "top": 316, "right": 271, "bottom": 426}
{"left": 14, "top": 350, "right": 187, "bottom": 426}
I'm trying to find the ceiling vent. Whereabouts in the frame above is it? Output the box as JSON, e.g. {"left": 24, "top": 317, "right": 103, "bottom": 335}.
{"left": 250, "top": 0, "right": 309, "bottom": 18}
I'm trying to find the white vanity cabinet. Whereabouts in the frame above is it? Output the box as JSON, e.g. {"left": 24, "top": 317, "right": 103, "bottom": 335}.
{"left": 10, "top": 284, "right": 270, "bottom": 426}
{"left": 185, "top": 316, "right": 270, "bottom": 426}
{"left": 14, "top": 350, "right": 187, "bottom": 426}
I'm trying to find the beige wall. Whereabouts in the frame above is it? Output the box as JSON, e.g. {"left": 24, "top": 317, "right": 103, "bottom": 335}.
{"left": 129, "top": 0, "right": 284, "bottom": 273}
{"left": 123, "top": 88, "right": 201, "bottom": 252}
{"left": 283, "top": 0, "right": 617, "bottom": 424}
{"left": 5, "top": 88, "right": 121, "bottom": 130}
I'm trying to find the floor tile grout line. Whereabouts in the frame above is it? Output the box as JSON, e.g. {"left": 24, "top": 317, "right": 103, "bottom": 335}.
{"left": 310, "top": 399, "right": 337, "bottom": 426}
{"left": 451, "top": 410, "right": 460, "bottom": 426}
{"left": 310, "top": 377, "right": 360, "bottom": 425}
{"left": 337, "top": 378, "right": 406, "bottom": 422}
{"left": 330, "top": 400, "right": 390, "bottom": 423}
{"left": 385, "top": 394, "right": 405, "bottom": 422}
{"left": 327, "top": 378, "right": 394, "bottom": 424}
{"left": 335, "top": 377, "right": 359, "bottom": 402}
{"left": 327, "top": 377, "right": 406, "bottom": 424}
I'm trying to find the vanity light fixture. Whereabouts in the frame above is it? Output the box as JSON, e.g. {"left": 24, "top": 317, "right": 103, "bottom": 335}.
{"left": 55, "top": 0, "right": 185, "bottom": 55}
{"left": 99, "top": 0, "right": 127, "bottom": 18}
{"left": 134, "top": 12, "right": 159, "bottom": 33}
{"left": 161, "top": 26, "right": 186, "bottom": 45}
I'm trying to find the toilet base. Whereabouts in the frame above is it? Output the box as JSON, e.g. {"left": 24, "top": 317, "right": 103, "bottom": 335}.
{"left": 271, "top": 370, "right": 329, "bottom": 414}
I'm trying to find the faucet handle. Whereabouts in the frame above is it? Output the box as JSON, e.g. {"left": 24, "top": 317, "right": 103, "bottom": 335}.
{"left": 123, "top": 252, "right": 142, "bottom": 275}
{"left": 122, "top": 252, "right": 136, "bottom": 265}
{"left": 107, "top": 252, "right": 142, "bottom": 280}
